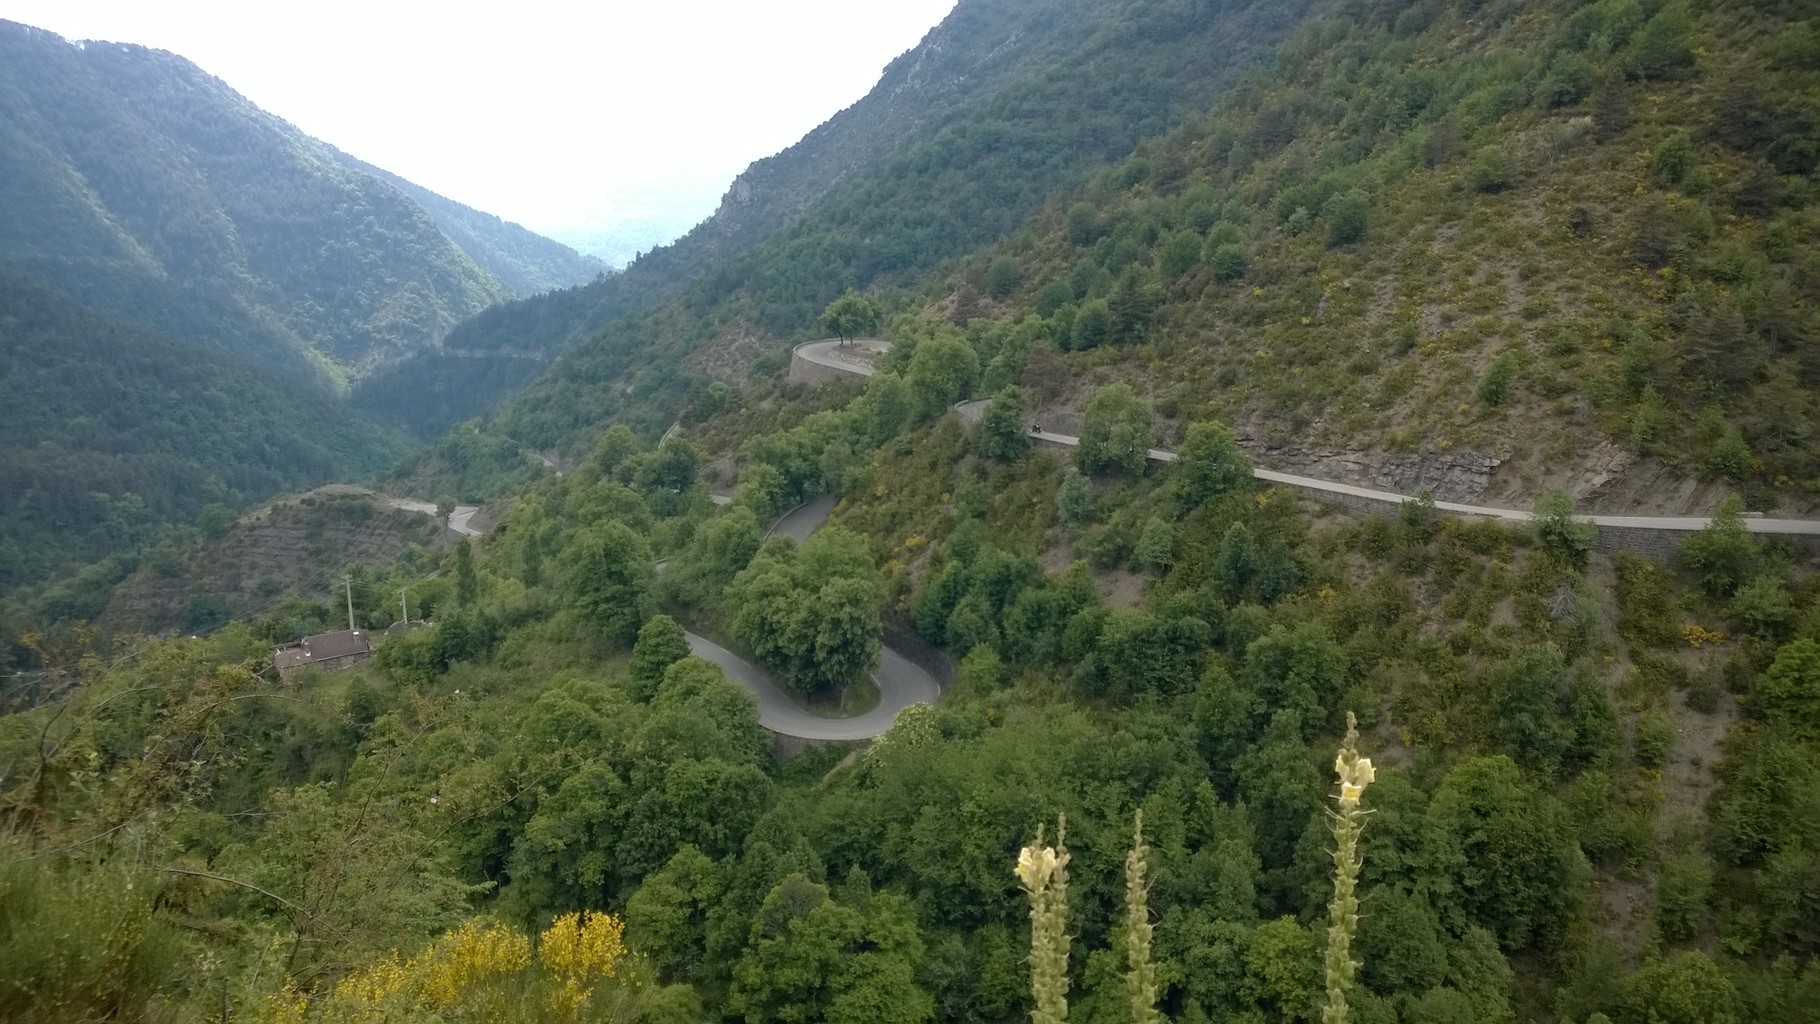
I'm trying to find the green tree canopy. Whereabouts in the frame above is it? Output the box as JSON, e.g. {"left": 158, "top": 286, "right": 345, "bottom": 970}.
{"left": 1077, "top": 382, "right": 1154, "bottom": 476}
{"left": 729, "top": 527, "right": 886, "bottom": 699}
{"left": 631, "top": 614, "right": 693, "bottom": 701}
{"left": 971, "top": 386, "right": 1029, "bottom": 461}
{"left": 820, "top": 290, "right": 885, "bottom": 342}
{"left": 728, "top": 878, "right": 933, "bottom": 1024}
{"left": 907, "top": 333, "right": 980, "bottom": 418}
{"left": 1426, "top": 756, "right": 1590, "bottom": 950}
{"left": 1618, "top": 952, "right": 1739, "bottom": 1024}
{"left": 1681, "top": 495, "right": 1759, "bottom": 597}
{"left": 1174, "top": 421, "right": 1252, "bottom": 507}
{"left": 1759, "top": 639, "right": 1820, "bottom": 742}
{"left": 563, "top": 520, "right": 655, "bottom": 646}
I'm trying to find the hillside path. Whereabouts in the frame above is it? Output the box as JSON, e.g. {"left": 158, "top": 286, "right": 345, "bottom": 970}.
{"left": 950, "top": 383, "right": 1820, "bottom": 537}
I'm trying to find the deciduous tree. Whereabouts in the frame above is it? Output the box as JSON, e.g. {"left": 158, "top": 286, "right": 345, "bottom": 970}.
{"left": 563, "top": 521, "right": 655, "bottom": 646}
{"left": 1077, "top": 383, "right": 1153, "bottom": 476}
{"left": 820, "top": 290, "right": 884, "bottom": 343}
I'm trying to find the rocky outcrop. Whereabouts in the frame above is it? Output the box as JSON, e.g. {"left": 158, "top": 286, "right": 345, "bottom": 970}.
{"left": 1237, "top": 438, "right": 1503, "bottom": 504}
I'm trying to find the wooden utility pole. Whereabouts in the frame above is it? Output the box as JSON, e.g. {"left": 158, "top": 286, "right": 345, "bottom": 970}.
{"left": 344, "top": 574, "right": 356, "bottom": 632}
{"left": 399, "top": 587, "right": 409, "bottom": 626}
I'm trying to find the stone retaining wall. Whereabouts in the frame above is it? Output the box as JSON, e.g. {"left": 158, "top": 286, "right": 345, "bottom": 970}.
{"left": 788, "top": 341, "right": 887, "bottom": 385}
{"left": 788, "top": 352, "right": 857, "bottom": 385}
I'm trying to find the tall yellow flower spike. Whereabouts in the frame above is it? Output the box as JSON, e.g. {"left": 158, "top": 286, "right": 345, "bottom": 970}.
{"left": 1018, "top": 817, "right": 1072, "bottom": 1024}
{"left": 1323, "top": 712, "right": 1373, "bottom": 1024}
{"left": 1017, "top": 844, "right": 1058, "bottom": 892}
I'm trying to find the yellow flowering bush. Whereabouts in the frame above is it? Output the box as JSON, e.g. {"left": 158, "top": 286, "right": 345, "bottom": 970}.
{"left": 268, "top": 911, "right": 633, "bottom": 1024}
{"left": 1682, "top": 623, "right": 1726, "bottom": 648}
{"left": 539, "top": 911, "right": 626, "bottom": 982}
{"left": 331, "top": 919, "right": 530, "bottom": 1013}
{"left": 421, "top": 921, "right": 532, "bottom": 1007}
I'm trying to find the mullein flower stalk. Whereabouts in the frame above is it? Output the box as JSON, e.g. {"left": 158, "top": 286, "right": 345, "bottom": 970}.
{"left": 1322, "top": 712, "right": 1375, "bottom": 1024}
{"left": 1124, "top": 811, "right": 1159, "bottom": 1024}
{"left": 1017, "top": 815, "right": 1072, "bottom": 1024}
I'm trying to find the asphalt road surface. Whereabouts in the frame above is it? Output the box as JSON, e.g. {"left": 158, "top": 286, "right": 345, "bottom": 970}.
{"left": 684, "top": 630, "right": 940, "bottom": 741}
{"left": 954, "top": 399, "right": 1820, "bottom": 536}
{"left": 793, "top": 338, "right": 890, "bottom": 377}
{"left": 768, "top": 495, "right": 839, "bottom": 543}
{"left": 383, "top": 497, "right": 483, "bottom": 537}
{"left": 688, "top": 492, "right": 939, "bottom": 740}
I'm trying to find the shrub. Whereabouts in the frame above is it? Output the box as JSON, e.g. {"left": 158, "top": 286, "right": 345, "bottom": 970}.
{"left": 1634, "top": 709, "right": 1676, "bottom": 768}
{"left": 1757, "top": 638, "right": 1820, "bottom": 741}
{"left": 1323, "top": 189, "right": 1369, "bottom": 245}
{"left": 1207, "top": 242, "right": 1248, "bottom": 282}
{"left": 1034, "top": 281, "right": 1074, "bottom": 318}
{"left": 1158, "top": 230, "right": 1204, "bottom": 279}
{"left": 1542, "top": 52, "right": 1594, "bottom": 107}
{"left": 1469, "top": 147, "right": 1515, "bottom": 193}
{"left": 1650, "top": 131, "right": 1696, "bottom": 189}
{"left": 1622, "top": 4, "right": 1695, "bottom": 80}
{"left": 986, "top": 256, "right": 1022, "bottom": 298}
{"left": 1680, "top": 496, "right": 1757, "bottom": 598}
{"left": 1732, "top": 574, "right": 1793, "bottom": 640}
{"left": 1629, "top": 386, "right": 1670, "bottom": 454}
{"left": 1659, "top": 854, "right": 1710, "bottom": 938}
{"left": 1702, "top": 425, "right": 1752, "bottom": 482}
{"left": 1478, "top": 351, "right": 1519, "bottom": 406}
{"left": 1533, "top": 490, "right": 1594, "bottom": 569}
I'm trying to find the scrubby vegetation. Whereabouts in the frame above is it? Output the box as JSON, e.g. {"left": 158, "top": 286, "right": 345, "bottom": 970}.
{"left": 6, "top": 0, "right": 1820, "bottom": 1020}
{"left": 10, "top": 333, "right": 1820, "bottom": 1021}
{"left": 415, "top": 0, "right": 1816, "bottom": 518}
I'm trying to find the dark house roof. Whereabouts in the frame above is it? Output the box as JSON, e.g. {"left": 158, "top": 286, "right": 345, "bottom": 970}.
{"left": 273, "top": 629, "right": 372, "bottom": 673}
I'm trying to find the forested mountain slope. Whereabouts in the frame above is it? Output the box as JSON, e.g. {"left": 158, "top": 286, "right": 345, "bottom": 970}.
{"left": 0, "top": 18, "right": 603, "bottom": 599}
{"left": 355, "top": 0, "right": 1311, "bottom": 440}
{"left": 330, "top": 150, "right": 605, "bottom": 298}
{"left": 437, "top": 0, "right": 1819, "bottom": 514}
{"left": 930, "top": 0, "right": 1820, "bottom": 511}
{"left": 0, "top": 19, "right": 554, "bottom": 384}
{"left": 0, "top": 274, "right": 412, "bottom": 594}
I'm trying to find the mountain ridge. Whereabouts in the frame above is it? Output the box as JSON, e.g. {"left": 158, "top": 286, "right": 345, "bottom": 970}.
{"left": 0, "top": 19, "right": 596, "bottom": 386}
{"left": 356, "top": 0, "right": 1311, "bottom": 443}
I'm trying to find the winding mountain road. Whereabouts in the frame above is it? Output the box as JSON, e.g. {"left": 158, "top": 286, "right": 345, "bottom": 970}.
{"left": 793, "top": 338, "right": 889, "bottom": 377}
{"left": 952, "top": 385, "right": 1820, "bottom": 538}
{"left": 670, "top": 493, "right": 938, "bottom": 740}
{"left": 685, "top": 630, "right": 940, "bottom": 742}
{"left": 381, "top": 497, "right": 483, "bottom": 537}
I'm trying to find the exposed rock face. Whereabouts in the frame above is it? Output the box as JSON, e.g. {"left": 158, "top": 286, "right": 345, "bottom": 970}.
{"left": 1238, "top": 437, "right": 1503, "bottom": 504}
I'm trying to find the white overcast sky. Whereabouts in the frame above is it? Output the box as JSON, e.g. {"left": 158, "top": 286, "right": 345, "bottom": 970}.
{"left": 0, "top": 0, "right": 957, "bottom": 249}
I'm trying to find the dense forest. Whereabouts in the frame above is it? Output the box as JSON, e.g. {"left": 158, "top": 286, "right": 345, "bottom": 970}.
{"left": 0, "top": 16, "right": 604, "bottom": 603}
{"left": 0, "top": 20, "right": 513, "bottom": 381}
{"left": 0, "top": 273, "right": 412, "bottom": 596}
{"left": 354, "top": 0, "right": 1308, "bottom": 440}
{"left": 5, "top": 0, "right": 1820, "bottom": 1021}
{"left": 7, "top": 313, "right": 1818, "bottom": 1022}
{"left": 0, "top": 18, "right": 599, "bottom": 384}
{"left": 331, "top": 150, "right": 607, "bottom": 300}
